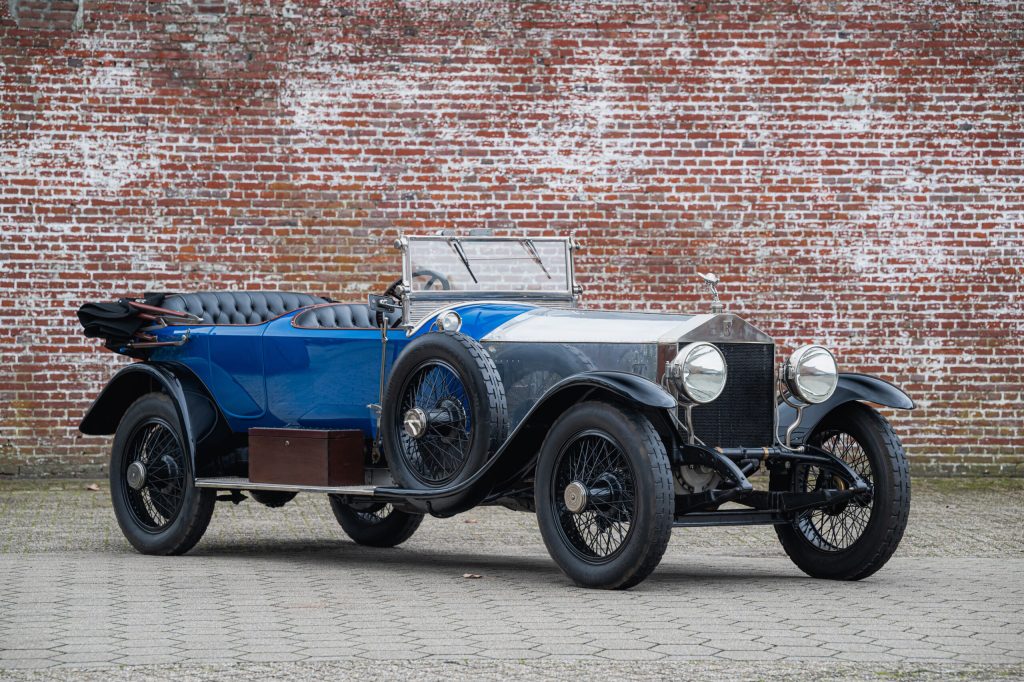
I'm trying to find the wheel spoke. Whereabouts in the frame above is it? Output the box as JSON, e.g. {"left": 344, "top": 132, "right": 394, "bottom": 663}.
{"left": 793, "top": 429, "right": 875, "bottom": 551}
{"left": 396, "top": 361, "right": 474, "bottom": 486}
{"left": 122, "top": 419, "right": 186, "bottom": 532}
{"left": 553, "top": 432, "right": 635, "bottom": 563}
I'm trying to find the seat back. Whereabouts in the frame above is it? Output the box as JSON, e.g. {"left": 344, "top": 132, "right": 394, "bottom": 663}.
{"left": 292, "top": 303, "right": 402, "bottom": 330}
{"left": 162, "top": 291, "right": 328, "bottom": 325}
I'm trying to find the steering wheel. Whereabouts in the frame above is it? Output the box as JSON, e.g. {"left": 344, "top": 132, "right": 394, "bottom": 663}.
{"left": 384, "top": 269, "right": 451, "bottom": 298}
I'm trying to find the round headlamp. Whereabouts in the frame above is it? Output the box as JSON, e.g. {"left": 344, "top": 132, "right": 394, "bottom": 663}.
{"left": 437, "top": 310, "right": 462, "bottom": 333}
{"left": 669, "top": 342, "right": 728, "bottom": 404}
{"left": 785, "top": 345, "right": 838, "bottom": 404}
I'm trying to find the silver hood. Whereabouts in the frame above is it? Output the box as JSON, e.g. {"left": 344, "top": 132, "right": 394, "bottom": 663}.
{"left": 481, "top": 309, "right": 773, "bottom": 345}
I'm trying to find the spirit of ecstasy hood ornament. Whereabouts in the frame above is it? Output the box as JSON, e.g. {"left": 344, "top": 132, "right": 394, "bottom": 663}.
{"left": 697, "top": 272, "right": 724, "bottom": 314}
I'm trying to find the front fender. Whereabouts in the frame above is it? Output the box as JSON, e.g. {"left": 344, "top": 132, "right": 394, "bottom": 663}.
{"left": 777, "top": 373, "right": 915, "bottom": 445}
{"left": 376, "top": 371, "right": 676, "bottom": 516}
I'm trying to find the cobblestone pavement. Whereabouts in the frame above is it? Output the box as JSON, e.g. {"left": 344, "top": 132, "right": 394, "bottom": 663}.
{"left": 1, "top": 478, "right": 1022, "bottom": 681}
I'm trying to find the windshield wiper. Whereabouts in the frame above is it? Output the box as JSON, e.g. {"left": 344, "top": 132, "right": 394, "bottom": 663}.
{"left": 447, "top": 238, "right": 479, "bottom": 284}
{"left": 520, "top": 239, "right": 552, "bottom": 279}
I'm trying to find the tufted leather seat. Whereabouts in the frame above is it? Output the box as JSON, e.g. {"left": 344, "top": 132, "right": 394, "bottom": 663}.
{"left": 162, "top": 291, "right": 329, "bottom": 325}
{"left": 293, "top": 303, "right": 402, "bottom": 330}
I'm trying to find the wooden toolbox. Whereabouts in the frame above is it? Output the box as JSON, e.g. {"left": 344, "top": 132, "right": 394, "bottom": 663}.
{"left": 248, "top": 428, "right": 364, "bottom": 487}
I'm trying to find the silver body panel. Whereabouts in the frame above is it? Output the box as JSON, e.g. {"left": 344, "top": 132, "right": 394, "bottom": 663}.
{"left": 483, "top": 309, "right": 772, "bottom": 345}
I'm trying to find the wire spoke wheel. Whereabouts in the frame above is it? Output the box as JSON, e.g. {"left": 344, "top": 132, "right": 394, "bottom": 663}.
{"left": 328, "top": 497, "right": 423, "bottom": 548}
{"left": 121, "top": 418, "right": 187, "bottom": 533}
{"left": 772, "top": 404, "right": 909, "bottom": 581}
{"left": 553, "top": 431, "right": 637, "bottom": 564}
{"left": 350, "top": 502, "right": 395, "bottom": 524}
{"left": 794, "top": 429, "right": 874, "bottom": 551}
{"left": 396, "top": 360, "right": 473, "bottom": 486}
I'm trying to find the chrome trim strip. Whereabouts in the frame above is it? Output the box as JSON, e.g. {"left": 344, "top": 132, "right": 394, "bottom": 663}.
{"left": 400, "top": 235, "right": 571, "bottom": 243}
{"left": 195, "top": 476, "right": 377, "bottom": 496}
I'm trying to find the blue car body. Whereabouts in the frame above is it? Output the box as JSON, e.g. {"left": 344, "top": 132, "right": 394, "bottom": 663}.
{"left": 147, "top": 302, "right": 536, "bottom": 437}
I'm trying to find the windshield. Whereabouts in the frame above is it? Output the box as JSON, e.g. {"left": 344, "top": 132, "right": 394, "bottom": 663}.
{"left": 405, "top": 237, "right": 572, "bottom": 293}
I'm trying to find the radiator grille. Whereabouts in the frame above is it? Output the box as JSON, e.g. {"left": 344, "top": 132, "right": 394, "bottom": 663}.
{"left": 689, "top": 343, "right": 775, "bottom": 448}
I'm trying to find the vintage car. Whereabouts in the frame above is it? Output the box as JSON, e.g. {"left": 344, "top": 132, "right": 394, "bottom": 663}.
{"left": 78, "top": 235, "right": 913, "bottom": 589}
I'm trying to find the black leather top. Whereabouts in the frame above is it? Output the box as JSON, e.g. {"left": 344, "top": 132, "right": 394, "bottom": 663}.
{"left": 162, "top": 291, "right": 329, "bottom": 325}
{"left": 293, "top": 303, "right": 402, "bottom": 330}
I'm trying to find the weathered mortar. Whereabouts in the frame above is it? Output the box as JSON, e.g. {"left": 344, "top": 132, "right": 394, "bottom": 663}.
{"left": 0, "top": 1, "right": 1021, "bottom": 477}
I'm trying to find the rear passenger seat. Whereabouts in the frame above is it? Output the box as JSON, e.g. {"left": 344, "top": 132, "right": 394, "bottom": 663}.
{"left": 161, "top": 292, "right": 329, "bottom": 325}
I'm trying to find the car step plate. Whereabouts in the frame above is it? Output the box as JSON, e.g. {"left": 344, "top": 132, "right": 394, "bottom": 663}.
{"left": 194, "top": 476, "right": 377, "bottom": 496}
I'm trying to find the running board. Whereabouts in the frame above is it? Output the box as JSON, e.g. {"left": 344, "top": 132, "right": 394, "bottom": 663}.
{"left": 674, "top": 511, "right": 787, "bottom": 527}
{"left": 194, "top": 476, "right": 377, "bottom": 497}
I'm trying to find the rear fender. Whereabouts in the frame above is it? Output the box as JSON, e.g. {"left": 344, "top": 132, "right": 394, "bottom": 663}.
{"left": 377, "top": 371, "right": 677, "bottom": 516}
{"left": 79, "top": 362, "right": 224, "bottom": 471}
{"left": 777, "top": 372, "right": 915, "bottom": 445}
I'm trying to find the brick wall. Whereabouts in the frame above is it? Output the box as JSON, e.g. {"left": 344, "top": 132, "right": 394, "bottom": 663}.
{"left": 1, "top": 1, "right": 1021, "bottom": 477}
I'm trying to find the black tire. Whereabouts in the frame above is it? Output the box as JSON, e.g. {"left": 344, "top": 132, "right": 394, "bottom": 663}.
{"left": 249, "top": 491, "right": 297, "bottom": 508}
{"left": 329, "top": 498, "right": 424, "bottom": 547}
{"left": 110, "top": 393, "right": 215, "bottom": 555}
{"left": 535, "top": 401, "right": 674, "bottom": 590}
{"left": 381, "top": 331, "right": 507, "bottom": 490}
{"left": 772, "top": 403, "right": 910, "bottom": 580}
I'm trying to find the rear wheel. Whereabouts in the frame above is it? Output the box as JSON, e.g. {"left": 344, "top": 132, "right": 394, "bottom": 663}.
{"left": 535, "top": 401, "right": 674, "bottom": 590}
{"left": 328, "top": 498, "right": 423, "bottom": 547}
{"left": 110, "top": 393, "right": 215, "bottom": 555}
{"left": 249, "top": 491, "right": 297, "bottom": 508}
{"left": 772, "top": 403, "right": 910, "bottom": 580}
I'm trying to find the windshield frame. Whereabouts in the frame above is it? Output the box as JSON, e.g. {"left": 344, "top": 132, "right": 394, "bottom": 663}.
{"left": 396, "top": 234, "right": 579, "bottom": 329}
{"left": 399, "top": 235, "right": 577, "bottom": 298}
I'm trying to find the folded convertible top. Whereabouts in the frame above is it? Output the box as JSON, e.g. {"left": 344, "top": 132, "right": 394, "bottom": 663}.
{"left": 77, "top": 293, "right": 199, "bottom": 357}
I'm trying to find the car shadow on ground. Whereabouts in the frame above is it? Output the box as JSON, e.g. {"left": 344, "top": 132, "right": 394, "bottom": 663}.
{"left": 176, "top": 539, "right": 814, "bottom": 590}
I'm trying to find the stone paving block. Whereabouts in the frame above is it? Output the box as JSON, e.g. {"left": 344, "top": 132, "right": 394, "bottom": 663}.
{"left": 356, "top": 649, "right": 429, "bottom": 660}
{"left": 237, "top": 652, "right": 309, "bottom": 663}
{"left": 774, "top": 646, "right": 842, "bottom": 658}
{"left": 955, "top": 653, "right": 1024, "bottom": 664}
{"left": 53, "top": 652, "right": 120, "bottom": 664}
{"left": 597, "top": 648, "right": 666, "bottom": 661}
{"left": 0, "top": 650, "right": 58, "bottom": 661}
{"left": 649, "top": 644, "right": 720, "bottom": 657}
{"left": 0, "top": 658, "right": 56, "bottom": 669}
{"left": 714, "top": 649, "right": 785, "bottom": 661}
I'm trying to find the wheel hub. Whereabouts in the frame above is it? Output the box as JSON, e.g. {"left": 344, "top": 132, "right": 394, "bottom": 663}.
{"left": 564, "top": 481, "right": 588, "bottom": 514}
{"left": 403, "top": 407, "right": 428, "bottom": 439}
{"left": 126, "top": 461, "right": 146, "bottom": 490}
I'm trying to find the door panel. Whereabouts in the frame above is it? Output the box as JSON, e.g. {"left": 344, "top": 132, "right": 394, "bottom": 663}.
{"left": 263, "top": 319, "right": 408, "bottom": 434}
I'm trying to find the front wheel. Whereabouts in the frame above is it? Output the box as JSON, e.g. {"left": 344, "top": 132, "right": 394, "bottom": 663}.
{"left": 110, "top": 393, "right": 215, "bottom": 555}
{"left": 535, "top": 401, "right": 674, "bottom": 590}
{"left": 328, "top": 498, "right": 424, "bottom": 547}
{"left": 772, "top": 403, "right": 910, "bottom": 580}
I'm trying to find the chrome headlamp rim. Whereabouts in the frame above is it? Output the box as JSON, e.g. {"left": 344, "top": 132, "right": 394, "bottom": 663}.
{"left": 436, "top": 310, "right": 462, "bottom": 333}
{"left": 785, "top": 344, "right": 838, "bottom": 405}
{"left": 670, "top": 341, "right": 728, "bottom": 404}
